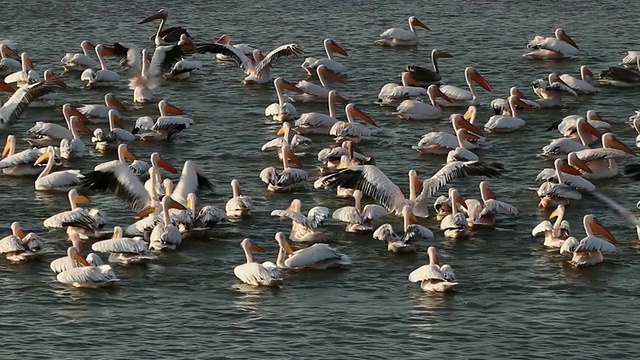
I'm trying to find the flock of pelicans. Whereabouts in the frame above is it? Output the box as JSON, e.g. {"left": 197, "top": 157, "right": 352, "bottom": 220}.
{"left": 1, "top": 10, "right": 640, "bottom": 293}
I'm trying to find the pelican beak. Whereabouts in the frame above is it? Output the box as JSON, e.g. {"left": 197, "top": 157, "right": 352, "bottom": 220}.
{"left": 158, "top": 157, "right": 178, "bottom": 173}
{"left": 333, "top": 93, "right": 348, "bottom": 104}
{"left": 412, "top": 18, "right": 431, "bottom": 31}
{"left": 111, "top": 113, "right": 125, "bottom": 128}
{"left": 404, "top": 73, "right": 422, "bottom": 87}
{"left": 559, "top": 30, "right": 579, "bottom": 49}
{"left": 610, "top": 135, "right": 635, "bottom": 155}
{"left": 513, "top": 88, "right": 526, "bottom": 99}
{"left": 456, "top": 116, "right": 484, "bottom": 137}
{"left": 249, "top": 244, "right": 266, "bottom": 253}
{"left": 409, "top": 212, "right": 417, "bottom": 222}
{"left": 462, "top": 130, "right": 481, "bottom": 141}
{"left": 463, "top": 107, "right": 475, "bottom": 121}
{"left": 74, "top": 253, "right": 91, "bottom": 266}
{"left": 5, "top": 47, "right": 18, "bottom": 58}
{"left": 215, "top": 34, "right": 230, "bottom": 45}
{"left": 593, "top": 218, "right": 617, "bottom": 244}
{"left": 276, "top": 125, "right": 286, "bottom": 136}
{"left": 321, "top": 68, "right": 346, "bottom": 84}
{"left": 435, "top": 50, "right": 453, "bottom": 59}
{"left": 168, "top": 197, "right": 187, "bottom": 210}
{"left": 123, "top": 148, "right": 138, "bottom": 161}
{"left": 589, "top": 111, "right": 602, "bottom": 121}
{"left": 482, "top": 184, "right": 496, "bottom": 200}
{"left": 16, "top": 228, "right": 24, "bottom": 239}
{"left": 280, "top": 79, "right": 305, "bottom": 94}
{"left": 24, "top": 54, "right": 35, "bottom": 70}
{"left": 180, "top": 40, "right": 197, "bottom": 52}
{"left": 2, "top": 141, "right": 11, "bottom": 157}
{"left": 68, "top": 107, "right": 90, "bottom": 123}
{"left": 436, "top": 87, "right": 453, "bottom": 104}
{"left": 350, "top": 143, "right": 367, "bottom": 157}
{"left": 514, "top": 97, "right": 534, "bottom": 110}
{"left": 350, "top": 105, "right": 379, "bottom": 128}
{"left": 34, "top": 152, "right": 51, "bottom": 166}
{"left": 138, "top": 11, "right": 165, "bottom": 24}
{"left": 549, "top": 206, "right": 563, "bottom": 220}
{"left": 583, "top": 67, "right": 594, "bottom": 78}
{"left": 0, "top": 82, "right": 15, "bottom": 93}
{"left": 562, "top": 158, "right": 589, "bottom": 174}
{"left": 163, "top": 102, "right": 184, "bottom": 115}
{"left": 99, "top": 45, "right": 116, "bottom": 57}
{"left": 47, "top": 74, "right": 67, "bottom": 88}
{"left": 582, "top": 122, "right": 602, "bottom": 138}
{"left": 74, "top": 194, "right": 91, "bottom": 205}
{"left": 283, "top": 240, "right": 294, "bottom": 255}
{"left": 109, "top": 96, "right": 127, "bottom": 111}
{"left": 285, "top": 147, "right": 303, "bottom": 167}
{"left": 454, "top": 192, "right": 467, "bottom": 209}
{"left": 412, "top": 174, "right": 423, "bottom": 193}
{"left": 329, "top": 40, "right": 349, "bottom": 57}
{"left": 85, "top": 42, "right": 96, "bottom": 51}
{"left": 74, "top": 121, "right": 93, "bottom": 136}
{"left": 134, "top": 206, "right": 156, "bottom": 219}
{"left": 472, "top": 70, "right": 493, "bottom": 92}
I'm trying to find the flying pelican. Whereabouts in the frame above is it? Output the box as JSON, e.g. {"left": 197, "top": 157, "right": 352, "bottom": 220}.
{"left": 0, "top": 78, "right": 66, "bottom": 129}
{"left": 78, "top": 93, "right": 127, "bottom": 120}
{"left": 413, "top": 114, "right": 484, "bottom": 154}
{"left": 273, "top": 232, "right": 352, "bottom": 269}
{"left": 484, "top": 96, "right": 535, "bottom": 132}
{"left": 532, "top": 73, "right": 578, "bottom": 107}
{"left": 377, "top": 72, "right": 426, "bottom": 106}
{"left": 225, "top": 179, "right": 254, "bottom": 218}
{"left": 33, "top": 146, "right": 84, "bottom": 191}
{"left": 524, "top": 28, "right": 579, "bottom": 59}
{"left": 81, "top": 44, "right": 119, "bottom": 88}
{"left": 260, "top": 144, "right": 307, "bottom": 192}
{"left": 403, "top": 49, "right": 453, "bottom": 85}
{"left": 265, "top": 77, "right": 305, "bottom": 121}
{"left": 539, "top": 117, "right": 602, "bottom": 158}
{"left": 138, "top": 8, "right": 192, "bottom": 47}
{"left": 270, "top": 199, "right": 330, "bottom": 242}
{"left": 464, "top": 181, "right": 518, "bottom": 227}
{"left": 213, "top": 34, "right": 255, "bottom": 62}
{"left": 560, "top": 215, "right": 617, "bottom": 267}
{"left": 288, "top": 65, "right": 346, "bottom": 103}
{"left": 136, "top": 195, "right": 186, "bottom": 251}
{"left": 0, "top": 44, "right": 20, "bottom": 76}
{"left": 408, "top": 246, "right": 457, "bottom": 292}
{"left": 234, "top": 238, "right": 283, "bottom": 287}
{"left": 437, "top": 67, "right": 493, "bottom": 107}
{"left": 55, "top": 246, "right": 119, "bottom": 288}
{"left": 395, "top": 85, "right": 452, "bottom": 120}
{"left": 301, "top": 38, "right": 349, "bottom": 76}
{"left": 332, "top": 189, "right": 388, "bottom": 232}
{"left": 446, "top": 129, "right": 481, "bottom": 163}
{"left": 569, "top": 134, "right": 635, "bottom": 179}
{"left": 536, "top": 158, "right": 593, "bottom": 208}
{"left": 294, "top": 90, "right": 346, "bottom": 135}
{"left": 91, "top": 226, "right": 157, "bottom": 265}
{"left": 0, "top": 222, "right": 44, "bottom": 262}
{"left": 329, "top": 103, "right": 379, "bottom": 143}
{"left": 61, "top": 40, "right": 99, "bottom": 72}
{"left": 375, "top": 16, "right": 431, "bottom": 46}
{"left": 43, "top": 189, "right": 99, "bottom": 238}
{"left": 599, "top": 57, "right": 640, "bottom": 87}
{"left": 440, "top": 188, "right": 469, "bottom": 238}
{"left": 373, "top": 205, "right": 434, "bottom": 253}
{"left": 560, "top": 66, "right": 597, "bottom": 94}
{"left": 4, "top": 52, "right": 35, "bottom": 86}
{"left": 532, "top": 204, "right": 571, "bottom": 248}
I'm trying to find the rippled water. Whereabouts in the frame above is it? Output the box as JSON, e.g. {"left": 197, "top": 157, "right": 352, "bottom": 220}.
{"left": 2, "top": 0, "right": 640, "bottom": 358}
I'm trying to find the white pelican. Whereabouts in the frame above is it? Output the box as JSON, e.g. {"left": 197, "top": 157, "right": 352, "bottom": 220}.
{"left": 560, "top": 215, "right": 617, "bottom": 267}
{"left": 464, "top": 181, "right": 518, "bottom": 227}
{"left": 408, "top": 246, "right": 457, "bottom": 292}
{"left": 61, "top": 41, "right": 99, "bottom": 72}
{"left": 170, "top": 160, "right": 212, "bottom": 207}
{"left": 540, "top": 117, "right": 601, "bottom": 158}
{"left": 569, "top": 134, "right": 635, "bottom": 179}
{"left": 490, "top": 87, "right": 540, "bottom": 114}
{"left": 265, "top": 77, "right": 305, "bottom": 122}
{"left": 34, "top": 146, "right": 84, "bottom": 191}
{"left": 129, "top": 48, "right": 156, "bottom": 103}
{"left": 28, "top": 71, "right": 67, "bottom": 108}
{"left": 302, "top": 38, "right": 349, "bottom": 76}
{"left": 26, "top": 104, "right": 92, "bottom": 147}
{"left": 78, "top": 93, "right": 127, "bottom": 121}
{"left": 440, "top": 188, "right": 469, "bottom": 239}
{"left": 524, "top": 28, "right": 579, "bottom": 59}
{"left": 551, "top": 111, "right": 609, "bottom": 144}
{"left": 55, "top": 247, "right": 119, "bottom": 288}
{"left": 329, "top": 103, "right": 379, "bottom": 143}
{"left": 184, "top": 192, "right": 227, "bottom": 232}
{"left": 532, "top": 73, "right": 578, "bottom": 107}
{"left": 81, "top": 44, "right": 119, "bottom": 88}
{"left": 4, "top": 52, "right": 35, "bottom": 86}
{"left": 270, "top": 199, "right": 329, "bottom": 242}
{"left": 375, "top": 16, "right": 430, "bottom": 46}
{"left": 49, "top": 234, "right": 102, "bottom": 272}
{"left": 213, "top": 34, "right": 255, "bottom": 62}
{"left": 0, "top": 222, "right": 44, "bottom": 262}
{"left": 446, "top": 129, "right": 481, "bottom": 163}
{"left": 274, "top": 232, "right": 352, "bottom": 269}
{"left": 403, "top": 49, "right": 454, "bottom": 85}
{"left": 437, "top": 67, "right": 493, "bottom": 107}
{"left": 133, "top": 100, "right": 193, "bottom": 141}
{"left": 294, "top": 90, "right": 346, "bottom": 135}
{"left": 0, "top": 135, "right": 51, "bottom": 175}
{"left": 373, "top": 205, "right": 434, "bottom": 253}
{"left": 317, "top": 141, "right": 373, "bottom": 174}
{"left": 92, "top": 110, "right": 135, "bottom": 151}
{"left": 413, "top": 114, "right": 484, "bottom": 154}
{"left": 560, "top": 66, "right": 597, "bottom": 94}
{"left": 288, "top": 65, "right": 345, "bottom": 103}
{"left": 536, "top": 158, "right": 593, "bottom": 209}
{"left": 532, "top": 204, "right": 571, "bottom": 248}
{"left": 145, "top": 34, "right": 198, "bottom": 81}
{"left": 0, "top": 44, "right": 20, "bottom": 75}
{"left": 197, "top": 42, "right": 303, "bottom": 85}
{"left": 91, "top": 226, "right": 157, "bottom": 265}
{"left": 225, "top": 179, "right": 254, "bottom": 218}
{"left": 332, "top": 189, "right": 388, "bottom": 232}
{"left": 43, "top": 189, "right": 99, "bottom": 238}
{"left": 395, "top": 85, "right": 452, "bottom": 120}
{"left": 377, "top": 72, "right": 426, "bottom": 106}
{"left": 138, "top": 8, "right": 192, "bottom": 47}
{"left": 139, "top": 195, "right": 186, "bottom": 251}
{"left": 262, "top": 121, "right": 312, "bottom": 158}
{"left": 621, "top": 51, "right": 640, "bottom": 68}
{"left": 59, "top": 118, "right": 86, "bottom": 160}
{"left": 484, "top": 96, "right": 534, "bottom": 132}
{"left": 260, "top": 144, "right": 307, "bottom": 192}
{"left": 0, "top": 78, "right": 66, "bottom": 129}
{"left": 599, "top": 57, "right": 640, "bottom": 87}
{"left": 234, "top": 238, "right": 283, "bottom": 287}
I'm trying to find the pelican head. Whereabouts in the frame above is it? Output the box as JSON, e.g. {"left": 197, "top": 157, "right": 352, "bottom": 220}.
{"left": 427, "top": 84, "right": 453, "bottom": 104}
{"left": 150, "top": 152, "right": 178, "bottom": 173}
{"left": 345, "top": 103, "right": 379, "bottom": 127}
{"left": 465, "top": 67, "right": 493, "bottom": 92}
{"left": 601, "top": 133, "right": 635, "bottom": 155}
{"left": 34, "top": 146, "right": 56, "bottom": 166}
{"left": 286, "top": 199, "right": 302, "bottom": 213}
{"left": 479, "top": 181, "right": 495, "bottom": 200}
{"left": 463, "top": 106, "right": 477, "bottom": 122}
{"left": 325, "top": 38, "right": 349, "bottom": 57}
{"left": 426, "top": 246, "right": 439, "bottom": 265}
{"left": 549, "top": 204, "right": 565, "bottom": 220}
{"left": 185, "top": 193, "right": 197, "bottom": 212}
{"left": 215, "top": 34, "right": 231, "bottom": 45}
{"left": 451, "top": 113, "right": 483, "bottom": 137}
{"left": 274, "top": 232, "right": 294, "bottom": 255}
{"left": 117, "top": 144, "right": 138, "bottom": 161}
{"left": 586, "top": 110, "right": 602, "bottom": 121}
{"left": 274, "top": 77, "right": 304, "bottom": 94}
{"left": 106, "top": 93, "right": 127, "bottom": 111}
{"left": 2, "top": 134, "right": 15, "bottom": 158}
{"left": 67, "top": 246, "right": 90, "bottom": 266}
{"left": 401, "top": 72, "right": 422, "bottom": 87}
{"left": 68, "top": 188, "right": 91, "bottom": 206}
{"left": 277, "top": 121, "right": 291, "bottom": 136}
{"left": 555, "top": 28, "right": 578, "bottom": 49}
{"left": 566, "top": 152, "right": 594, "bottom": 174}
{"left": 448, "top": 188, "right": 467, "bottom": 209}
{"left": 584, "top": 215, "right": 616, "bottom": 244}
{"left": 509, "top": 87, "right": 527, "bottom": 99}
{"left": 95, "top": 44, "right": 116, "bottom": 57}
{"left": 139, "top": 8, "right": 169, "bottom": 24}
{"left": 317, "top": 65, "right": 345, "bottom": 84}
{"left": 241, "top": 238, "right": 266, "bottom": 253}
{"left": 281, "top": 144, "right": 302, "bottom": 167}
{"left": 328, "top": 90, "right": 348, "bottom": 104}
{"left": 20, "top": 52, "right": 35, "bottom": 70}
{"left": 62, "top": 103, "right": 90, "bottom": 123}
{"left": 409, "top": 16, "right": 431, "bottom": 31}
{"left": 580, "top": 65, "right": 593, "bottom": 79}
{"left": 163, "top": 178, "right": 174, "bottom": 196}
{"left": 112, "top": 226, "right": 123, "bottom": 239}
{"left": 402, "top": 204, "right": 417, "bottom": 222}
{"left": 230, "top": 179, "right": 242, "bottom": 197}
{"left": 10, "top": 222, "right": 24, "bottom": 239}
{"left": 408, "top": 169, "right": 423, "bottom": 193}
{"left": 158, "top": 99, "right": 184, "bottom": 116}
{"left": 108, "top": 109, "right": 125, "bottom": 128}
{"left": 70, "top": 116, "right": 93, "bottom": 135}
{"left": 433, "top": 49, "right": 453, "bottom": 59}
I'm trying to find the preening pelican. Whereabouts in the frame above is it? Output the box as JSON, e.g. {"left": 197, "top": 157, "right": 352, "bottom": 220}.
{"left": 234, "top": 238, "right": 283, "bottom": 287}
{"left": 373, "top": 205, "right": 434, "bottom": 253}
{"left": 4, "top": 52, "right": 35, "bottom": 87}
{"left": 446, "top": 129, "right": 480, "bottom": 163}
{"left": 274, "top": 232, "right": 352, "bottom": 269}
{"left": 484, "top": 96, "right": 534, "bottom": 132}
{"left": 539, "top": 117, "right": 601, "bottom": 158}
{"left": 570, "top": 133, "right": 635, "bottom": 179}
{"left": 270, "top": 199, "right": 329, "bottom": 242}
{"left": 532, "top": 73, "right": 578, "bottom": 107}
{"left": 560, "top": 215, "right": 617, "bottom": 267}
{"left": 0, "top": 135, "right": 50, "bottom": 176}
{"left": 317, "top": 141, "right": 373, "bottom": 175}
{"left": 183, "top": 192, "right": 227, "bottom": 232}
{"left": 0, "top": 78, "right": 66, "bottom": 129}
{"left": 375, "top": 16, "right": 430, "bottom": 46}
{"left": 34, "top": 146, "right": 83, "bottom": 191}
{"left": 408, "top": 246, "right": 457, "bottom": 292}
{"left": 80, "top": 44, "right": 119, "bottom": 88}
{"left": 288, "top": 65, "right": 345, "bottom": 103}
{"left": 377, "top": 72, "right": 425, "bottom": 106}
{"left": 225, "top": 179, "right": 254, "bottom": 218}
{"left": 437, "top": 67, "right": 493, "bottom": 107}
{"left": 78, "top": 93, "right": 127, "bottom": 120}
{"left": 140, "top": 195, "right": 186, "bottom": 251}
{"left": 404, "top": 49, "right": 453, "bottom": 85}
{"left": 333, "top": 189, "right": 388, "bottom": 232}
{"left": 55, "top": 246, "right": 119, "bottom": 288}
{"left": 524, "top": 28, "right": 579, "bottom": 59}
{"left": 560, "top": 66, "right": 597, "bottom": 94}
{"left": 413, "top": 114, "right": 484, "bottom": 154}
{"left": 133, "top": 100, "right": 193, "bottom": 141}
{"left": 43, "top": 189, "right": 99, "bottom": 238}
{"left": 532, "top": 204, "right": 571, "bottom": 248}
{"left": 395, "top": 85, "right": 452, "bottom": 120}
{"left": 330, "top": 103, "right": 379, "bottom": 143}
{"left": 214, "top": 34, "right": 255, "bottom": 62}
{"left": 598, "top": 57, "right": 640, "bottom": 87}
{"left": 138, "top": 8, "right": 192, "bottom": 47}
{"left": 440, "top": 188, "right": 469, "bottom": 239}
{"left": 0, "top": 44, "right": 20, "bottom": 76}
{"left": 0, "top": 222, "right": 43, "bottom": 262}
{"left": 61, "top": 41, "right": 99, "bottom": 72}
{"left": 260, "top": 144, "right": 307, "bottom": 192}
{"left": 536, "top": 158, "right": 593, "bottom": 208}
{"left": 294, "top": 90, "right": 346, "bottom": 135}
{"left": 265, "top": 77, "right": 304, "bottom": 121}
{"left": 91, "top": 226, "right": 157, "bottom": 265}
{"left": 302, "top": 38, "right": 349, "bottom": 76}
{"left": 464, "top": 181, "right": 518, "bottom": 227}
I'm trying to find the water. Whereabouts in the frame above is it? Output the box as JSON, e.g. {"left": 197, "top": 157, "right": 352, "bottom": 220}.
{"left": 1, "top": 0, "right": 640, "bottom": 358}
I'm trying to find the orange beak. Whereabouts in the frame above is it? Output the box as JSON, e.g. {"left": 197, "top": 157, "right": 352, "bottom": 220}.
{"left": 333, "top": 93, "right": 348, "bottom": 104}
{"left": 158, "top": 157, "right": 178, "bottom": 173}
{"left": 412, "top": 18, "right": 431, "bottom": 31}
{"left": 328, "top": 40, "right": 349, "bottom": 57}
{"left": 558, "top": 30, "right": 579, "bottom": 49}
{"left": 454, "top": 115, "right": 484, "bottom": 137}
{"left": 282, "top": 240, "right": 294, "bottom": 255}
{"left": 67, "top": 106, "right": 90, "bottom": 124}
{"left": 34, "top": 151, "right": 51, "bottom": 166}
{"left": 85, "top": 42, "right": 96, "bottom": 51}
{"left": 248, "top": 243, "right": 266, "bottom": 253}
{"left": 74, "top": 194, "right": 91, "bottom": 205}
{"left": 592, "top": 218, "right": 617, "bottom": 244}
{"left": 285, "top": 147, "right": 303, "bottom": 167}
{"left": 513, "top": 87, "right": 526, "bottom": 99}
{"left": 582, "top": 67, "right": 594, "bottom": 78}
{"left": 73, "top": 253, "right": 91, "bottom": 266}
{"left": 513, "top": 97, "right": 534, "bottom": 110}
{"left": 279, "top": 79, "right": 304, "bottom": 94}
{"left": 123, "top": 148, "right": 137, "bottom": 161}
{"left": 2, "top": 140, "right": 11, "bottom": 157}
{"left": 108, "top": 95, "right": 127, "bottom": 111}
{"left": 99, "top": 45, "right": 116, "bottom": 57}
{"left": 463, "top": 106, "right": 476, "bottom": 121}
{"left": 46, "top": 74, "right": 67, "bottom": 88}
{"left": 549, "top": 205, "right": 563, "bottom": 220}
{"left": 111, "top": 113, "right": 125, "bottom": 128}
{"left": 403, "top": 72, "right": 422, "bottom": 87}
{"left": 609, "top": 135, "right": 635, "bottom": 155}
{"left": 138, "top": 11, "right": 166, "bottom": 24}
{"left": 580, "top": 121, "right": 602, "bottom": 138}
{"left": 350, "top": 105, "right": 379, "bottom": 128}
{"left": 560, "top": 159, "right": 589, "bottom": 175}
{"left": 412, "top": 173, "right": 423, "bottom": 193}
{"left": 435, "top": 86, "right": 453, "bottom": 104}
{"left": 215, "top": 34, "right": 230, "bottom": 45}
{"left": 23, "top": 54, "right": 35, "bottom": 70}
{"left": 320, "top": 67, "right": 346, "bottom": 84}
{"left": 162, "top": 102, "right": 184, "bottom": 115}
{"left": 454, "top": 192, "right": 467, "bottom": 209}
{"left": 74, "top": 120, "right": 93, "bottom": 135}
{"left": 134, "top": 206, "right": 156, "bottom": 219}
{"left": 471, "top": 70, "right": 493, "bottom": 92}
{"left": 0, "top": 82, "right": 15, "bottom": 93}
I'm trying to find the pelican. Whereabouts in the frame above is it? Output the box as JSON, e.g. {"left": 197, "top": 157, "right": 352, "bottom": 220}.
{"left": 91, "top": 226, "right": 157, "bottom": 265}
{"left": 55, "top": 246, "right": 119, "bottom": 288}
{"left": 43, "top": 189, "right": 99, "bottom": 238}
{"left": 146, "top": 34, "right": 199, "bottom": 81}
{"left": 288, "top": 65, "right": 345, "bottom": 103}
{"left": 49, "top": 234, "right": 102, "bottom": 272}
{"left": 225, "top": 179, "right": 254, "bottom": 218}
{"left": 377, "top": 72, "right": 425, "bottom": 106}
{"left": 78, "top": 93, "right": 127, "bottom": 120}
{"left": 0, "top": 78, "right": 67, "bottom": 129}
{"left": 129, "top": 48, "right": 156, "bottom": 103}
{"left": 446, "top": 129, "right": 481, "bottom": 163}
{"left": 80, "top": 44, "right": 119, "bottom": 88}
{"left": 373, "top": 205, "right": 434, "bottom": 253}
{"left": 0, "top": 135, "right": 51, "bottom": 176}
{"left": 560, "top": 215, "right": 617, "bottom": 267}
{"left": 524, "top": 28, "right": 579, "bottom": 59}
{"left": 138, "top": 8, "right": 192, "bottom": 47}
{"left": 264, "top": 77, "right": 305, "bottom": 122}
{"left": 294, "top": 90, "right": 346, "bottom": 135}
{"left": 532, "top": 73, "right": 578, "bottom": 107}
{"left": 270, "top": 199, "right": 330, "bottom": 242}
{"left": 170, "top": 160, "right": 212, "bottom": 207}
{"left": 569, "top": 134, "right": 635, "bottom": 179}
{"left": 34, "top": 146, "right": 84, "bottom": 191}
{"left": 484, "top": 96, "right": 534, "bottom": 132}
{"left": 440, "top": 188, "right": 469, "bottom": 239}
{"left": 317, "top": 141, "right": 373, "bottom": 174}
{"left": 0, "top": 222, "right": 44, "bottom": 262}
{"left": 140, "top": 195, "right": 186, "bottom": 251}
{"left": 599, "top": 56, "right": 640, "bottom": 87}
{"left": 532, "top": 204, "right": 571, "bottom": 248}
{"left": 302, "top": 38, "right": 349, "bottom": 76}
{"left": 395, "top": 85, "right": 452, "bottom": 120}
{"left": 560, "top": 66, "right": 597, "bottom": 94}
{"left": 4, "top": 52, "right": 35, "bottom": 86}
{"left": 536, "top": 158, "right": 593, "bottom": 209}
{"left": 213, "top": 34, "right": 255, "bottom": 62}
{"left": 234, "top": 238, "right": 283, "bottom": 287}
{"left": 375, "top": 16, "right": 430, "bottom": 46}
{"left": 630, "top": 113, "right": 640, "bottom": 148}
{"left": 490, "top": 87, "right": 540, "bottom": 114}
{"left": 329, "top": 103, "right": 379, "bottom": 143}
{"left": 621, "top": 51, "right": 640, "bottom": 68}
{"left": 540, "top": 117, "right": 601, "bottom": 158}
{"left": 437, "top": 67, "right": 493, "bottom": 107}
{"left": 260, "top": 144, "right": 307, "bottom": 192}
{"left": 551, "top": 111, "right": 609, "bottom": 144}
{"left": 27, "top": 71, "right": 67, "bottom": 108}
{"left": 261, "top": 121, "right": 312, "bottom": 158}
{"left": 413, "top": 114, "right": 484, "bottom": 154}
{"left": 408, "top": 246, "right": 457, "bottom": 292}
{"left": 133, "top": 100, "right": 193, "bottom": 141}
{"left": 61, "top": 40, "right": 99, "bottom": 72}
{"left": 332, "top": 189, "right": 388, "bottom": 232}
{"left": 273, "top": 232, "right": 352, "bottom": 269}
{"left": 0, "top": 44, "right": 20, "bottom": 75}
{"left": 464, "top": 181, "right": 518, "bottom": 227}
{"left": 183, "top": 192, "right": 227, "bottom": 232}
{"left": 404, "top": 49, "right": 453, "bottom": 85}
{"left": 433, "top": 195, "right": 452, "bottom": 221}
{"left": 92, "top": 110, "right": 135, "bottom": 151}
{"left": 26, "top": 105, "right": 91, "bottom": 147}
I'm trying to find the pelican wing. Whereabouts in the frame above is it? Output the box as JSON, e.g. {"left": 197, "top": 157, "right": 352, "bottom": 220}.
{"left": 234, "top": 262, "right": 281, "bottom": 286}
{"left": 152, "top": 116, "right": 194, "bottom": 140}
{"left": 290, "top": 134, "right": 312, "bottom": 148}
{"left": 0, "top": 235, "right": 25, "bottom": 253}
{"left": 56, "top": 265, "right": 118, "bottom": 285}
{"left": 416, "top": 132, "right": 458, "bottom": 149}
{"left": 0, "top": 148, "right": 45, "bottom": 169}
{"left": 91, "top": 238, "right": 148, "bottom": 254}
{"left": 43, "top": 208, "right": 98, "bottom": 232}
{"left": 261, "top": 137, "right": 287, "bottom": 151}
{"left": 194, "top": 206, "right": 227, "bottom": 228}
{"left": 172, "top": 161, "right": 212, "bottom": 207}
{"left": 373, "top": 223, "right": 396, "bottom": 242}
{"left": 125, "top": 215, "right": 161, "bottom": 236}
{"left": 575, "top": 148, "right": 631, "bottom": 162}
{"left": 575, "top": 237, "right": 616, "bottom": 253}
{"left": 540, "top": 138, "right": 588, "bottom": 156}
{"left": 332, "top": 206, "right": 363, "bottom": 224}
{"left": 403, "top": 224, "right": 434, "bottom": 242}
{"left": 196, "top": 43, "right": 252, "bottom": 72}
{"left": 306, "top": 206, "right": 330, "bottom": 228}
{"left": 559, "top": 236, "right": 579, "bottom": 255}
{"left": 285, "top": 243, "right": 345, "bottom": 268}
{"left": 50, "top": 256, "right": 77, "bottom": 273}
{"left": 480, "top": 199, "right": 518, "bottom": 216}
{"left": 599, "top": 66, "right": 640, "bottom": 83}
{"left": 329, "top": 122, "right": 371, "bottom": 138}
{"left": 27, "top": 122, "right": 71, "bottom": 140}
{"left": 362, "top": 204, "right": 388, "bottom": 220}
{"left": 254, "top": 44, "right": 304, "bottom": 74}
{"left": 149, "top": 44, "right": 195, "bottom": 79}
{"left": 537, "top": 182, "right": 582, "bottom": 200}
{"left": 423, "top": 161, "right": 504, "bottom": 197}
{"left": 532, "top": 220, "right": 553, "bottom": 236}
{"left": 276, "top": 168, "right": 307, "bottom": 186}
{"left": 79, "top": 164, "right": 149, "bottom": 211}
{"left": 380, "top": 28, "right": 416, "bottom": 41}
{"left": 0, "top": 81, "right": 59, "bottom": 126}
{"left": 408, "top": 264, "right": 446, "bottom": 282}
{"left": 270, "top": 209, "right": 309, "bottom": 227}
{"left": 37, "top": 170, "right": 84, "bottom": 189}
{"left": 440, "top": 264, "right": 456, "bottom": 281}
{"left": 439, "top": 84, "right": 473, "bottom": 101}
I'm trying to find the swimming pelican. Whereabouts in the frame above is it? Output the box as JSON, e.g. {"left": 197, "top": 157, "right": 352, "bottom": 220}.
{"left": 145, "top": 34, "right": 198, "bottom": 81}
{"left": 225, "top": 179, "right": 254, "bottom": 218}
{"left": 49, "top": 233, "right": 102, "bottom": 272}
{"left": 0, "top": 222, "right": 44, "bottom": 262}
{"left": 524, "top": 28, "right": 579, "bottom": 59}
{"left": 569, "top": 134, "right": 635, "bottom": 179}
{"left": 375, "top": 16, "right": 430, "bottom": 46}
{"left": 532, "top": 204, "right": 571, "bottom": 248}
{"left": 302, "top": 38, "right": 349, "bottom": 76}
{"left": 490, "top": 87, "right": 540, "bottom": 114}
{"left": 61, "top": 41, "right": 99, "bottom": 72}
{"left": 0, "top": 135, "right": 52, "bottom": 175}
{"left": 55, "top": 246, "right": 119, "bottom": 288}
{"left": 34, "top": 146, "right": 84, "bottom": 191}
{"left": 332, "top": 189, "right": 388, "bottom": 232}
{"left": 484, "top": 96, "right": 534, "bottom": 132}
{"left": 234, "top": 238, "right": 283, "bottom": 287}
{"left": 464, "top": 181, "right": 518, "bottom": 227}
{"left": 408, "top": 246, "right": 457, "bottom": 292}
{"left": 560, "top": 66, "right": 597, "bottom": 94}
{"left": 80, "top": 44, "right": 119, "bottom": 88}
{"left": 138, "top": 8, "right": 192, "bottom": 47}
{"left": 139, "top": 195, "right": 186, "bottom": 251}
{"left": 404, "top": 49, "right": 453, "bottom": 85}
{"left": 539, "top": 117, "right": 601, "bottom": 158}
{"left": 133, "top": 100, "right": 193, "bottom": 141}
{"left": 4, "top": 52, "right": 35, "bottom": 86}
{"left": 536, "top": 158, "right": 593, "bottom": 208}
{"left": 551, "top": 111, "right": 609, "bottom": 144}
{"left": 437, "top": 67, "right": 493, "bottom": 107}
{"left": 294, "top": 90, "right": 346, "bottom": 134}
{"left": 288, "top": 65, "right": 345, "bottom": 103}
{"left": 183, "top": 192, "right": 227, "bottom": 233}
{"left": 26, "top": 105, "right": 92, "bottom": 147}
{"left": 270, "top": 199, "right": 330, "bottom": 242}
{"left": 93, "top": 110, "right": 135, "bottom": 151}
{"left": 265, "top": 77, "right": 304, "bottom": 121}
{"left": 78, "top": 93, "right": 127, "bottom": 120}
{"left": 317, "top": 141, "right": 373, "bottom": 175}
{"left": 43, "top": 189, "right": 99, "bottom": 238}
{"left": 330, "top": 103, "right": 379, "bottom": 143}
{"left": 262, "top": 121, "right": 312, "bottom": 158}
{"left": 273, "top": 232, "right": 352, "bottom": 269}
{"left": 0, "top": 78, "right": 66, "bottom": 129}
{"left": 394, "top": 85, "right": 452, "bottom": 120}
{"left": 560, "top": 215, "right": 617, "bottom": 267}
{"left": 377, "top": 72, "right": 426, "bottom": 106}
{"left": 91, "top": 226, "right": 157, "bottom": 265}
{"left": 213, "top": 34, "right": 255, "bottom": 62}
{"left": 532, "top": 73, "right": 578, "bottom": 107}
{"left": 0, "top": 44, "right": 20, "bottom": 76}
{"left": 373, "top": 205, "right": 434, "bottom": 253}
{"left": 599, "top": 56, "right": 640, "bottom": 87}
{"left": 413, "top": 114, "right": 484, "bottom": 154}
{"left": 260, "top": 144, "right": 307, "bottom": 192}
{"left": 446, "top": 129, "right": 481, "bottom": 163}
{"left": 440, "top": 188, "right": 469, "bottom": 239}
